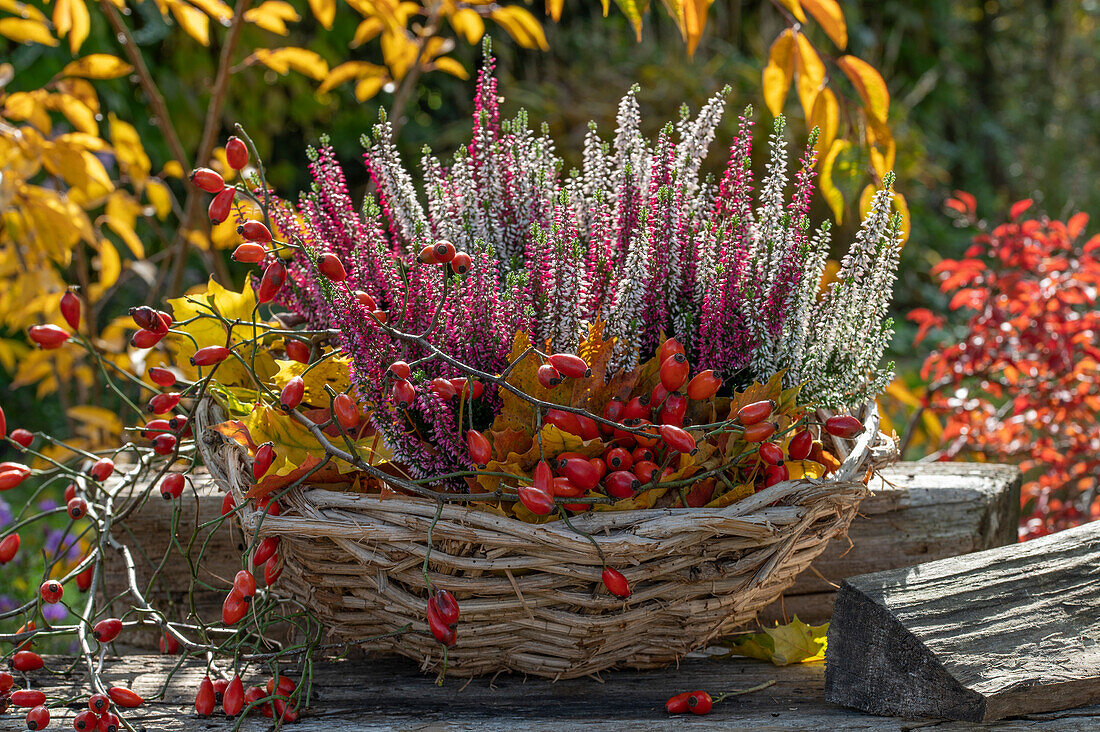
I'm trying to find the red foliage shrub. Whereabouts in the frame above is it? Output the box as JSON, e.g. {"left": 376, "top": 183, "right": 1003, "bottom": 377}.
{"left": 913, "top": 195, "right": 1100, "bottom": 540}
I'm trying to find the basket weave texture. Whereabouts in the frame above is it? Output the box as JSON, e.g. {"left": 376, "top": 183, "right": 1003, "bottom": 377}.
{"left": 196, "top": 398, "right": 896, "bottom": 679}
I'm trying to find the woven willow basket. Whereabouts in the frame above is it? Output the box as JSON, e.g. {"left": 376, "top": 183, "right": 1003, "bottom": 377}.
{"left": 196, "top": 397, "right": 896, "bottom": 679}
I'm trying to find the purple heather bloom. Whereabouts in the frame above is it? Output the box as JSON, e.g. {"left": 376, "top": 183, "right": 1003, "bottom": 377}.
{"left": 258, "top": 48, "right": 901, "bottom": 482}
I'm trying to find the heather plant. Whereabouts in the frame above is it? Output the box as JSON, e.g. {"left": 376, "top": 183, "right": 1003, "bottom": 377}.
{"left": 267, "top": 50, "right": 903, "bottom": 484}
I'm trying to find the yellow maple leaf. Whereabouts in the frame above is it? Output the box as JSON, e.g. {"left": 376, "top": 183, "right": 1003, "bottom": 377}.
{"left": 722, "top": 616, "right": 828, "bottom": 666}
{"left": 270, "top": 355, "right": 352, "bottom": 408}
{"left": 166, "top": 277, "right": 277, "bottom": 388}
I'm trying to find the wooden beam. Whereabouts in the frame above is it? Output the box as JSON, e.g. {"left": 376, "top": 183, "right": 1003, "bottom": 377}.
{"left": 26, "top": 653, "right": 1100, "bottom": 730}
{"left": 762, "top": 461, "right": 1020, "bottom": 624}
{"left": 825, "top": 520, "right": 1100, "bottom": 722}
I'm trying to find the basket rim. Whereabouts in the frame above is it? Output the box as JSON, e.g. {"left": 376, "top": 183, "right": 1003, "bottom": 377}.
{"left": 196, "top": 396, "right": 896, "bottom": 538}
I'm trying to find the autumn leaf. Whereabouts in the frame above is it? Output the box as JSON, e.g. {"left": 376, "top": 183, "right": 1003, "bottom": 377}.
{"left": 270, "top": 355, "right": 352, "bottom": 409}
{"left": 245, "top": 48, "right": 329, "bottom": 80}
{"left": 721, "top": 617, "right": 828, "bottom": 666}
{"left": 318, "top": 61, "right": 387, "bottom": 94}
{"left": 59, "top": 54, "right": 133, "bottom": 80}
{"left": 248, "top": 453, "right": 322, "bottom": 499}
{"left": 166, "top": 277, "right": 278, "bottom": 388}
{"left": 794, "top": 32, "right": 824, "bottom": 118}
{"left": 0, "top": 17, "right": 57, "bottom": 46}
{"left": 51, "top": 0, "right": 89, "bottom": 53}
{"left": 800, "top": 0, "right": 846, "bottom": 48}
{"left": 809, "top": 87, "right": 839, "bottom": 156}
{"left": 762, "top": 29, "right": 794, "bottom": 117}
{"left": 306, "top": 0, "right": 335, "bottom": 29}
{"left": 167, "top": 0, "right": 210, "bottom": 45}
{"left": 837, "top": 55, "right": 890, "bottom": 123}
{"left": 244, "top": 1, "right": 302, "bottom": 35}
{"left": 217, "top": 402, "right": 390, "bottom": 484}
{"left": 490, "top": 6, "right": 548, "bottom": 51}
{"left": 450, "top": 7, "right": 484, "bottom": 44}
{"left": 818, "top": 138, "right": 849, "bottom": 223}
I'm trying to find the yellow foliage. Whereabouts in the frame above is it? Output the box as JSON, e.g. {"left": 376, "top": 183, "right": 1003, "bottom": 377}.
{"left": 59, "top": 54, "right": 133, "bottom": 79}
{"left": 722, "top": 616, "right": 829, "bottom": 665}
{"left": 167, "top": 277, "right": 278, "bottom": 388}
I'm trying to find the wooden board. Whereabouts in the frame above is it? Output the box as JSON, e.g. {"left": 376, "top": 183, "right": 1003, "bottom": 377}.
{"left": 825, "top": 520, "right": 1100, "bottom": 722}
{"left": 27, "top": 653, "right": 1100, "bottom": 730}
{"left": 761, "top": 462, "right": 1020, "bottom": 623}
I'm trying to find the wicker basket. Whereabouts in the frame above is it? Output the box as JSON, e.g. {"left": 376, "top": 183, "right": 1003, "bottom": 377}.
{"left": 196, "top": 398, "right": 896, "bottom": 679}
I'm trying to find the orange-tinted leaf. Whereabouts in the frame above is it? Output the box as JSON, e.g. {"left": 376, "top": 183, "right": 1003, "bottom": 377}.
{"left": 837, "top": 54, "right": 889, "bottom": 122}
{"left": 762, "top": 29, "right": 795, "bottom": 117}
{"left": 800, "top": 0, "right": 846, "bottom": 48}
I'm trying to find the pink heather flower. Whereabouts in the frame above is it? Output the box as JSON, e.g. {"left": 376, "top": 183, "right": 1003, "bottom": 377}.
{"left": 263, "top": 49, "right": 900, "bottom": 482}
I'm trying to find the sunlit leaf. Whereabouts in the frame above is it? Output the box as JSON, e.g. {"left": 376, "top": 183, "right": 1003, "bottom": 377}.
{"left": 105, "top": 192, "right": 146, "bottom": 258}
{"left": 318, "top": 60, "right": 386, "bottom": 94}
{"left": 350, "top": 17, "right": 383, "bottom": 47}
{"left": 88, "top": 237, "right": 121, "bottom": 300}
{"left": 837, "top": 54, "right": 889, "bottom": 122}
{"left": 168, "top": 0, "right": 210, "bottom": 45}
{"left": 244, "top": 0, "right": 301, "bottom": 35}
{"left": 166, "top": 277, "right": 278, "bottom": 388}
{"left": 431, "top": 56, "right": 468, "bottom": 80}
{"left": 145, "top": 179, "right": 173, "bottom": 220}
{"left": 109, "top": 114, "right": 151, "bottom": 185}
{"left": 49, "top": 93, "right": 98, "bottom": 135}
{"left": 762, "top": 29, "right": 794, "bottom": 117}
{"left": 187, "top": 0, "right": 233, "bottom": 22}
{"left": 490, "top": 5, "right": 548, "bottom": 51}
{"left": 380, "top": 29, "right": 417, "bottom": 79}
{"left": 774, "top": 0, "right": 806, "bottom": 22}
{"left": 800, "top": 0, "right": 846, "bottom": 48}
{"left": 809, "top": 86, "right": 838, "bottom": 156}
{"left": 354, "top": 76, "right": 385, "bottom": 102}
{"left": 59, "top": 54, "right": 133, "bottom": 79}
{"left": 449, "top": 7, "right": 484, "bottom": 44}
{"left": 306, "top": 0, "right": 335, "bottom": 29}
{"left": 818, "top": 138, "right": 848, "bottom": 223}
{"left": 245, "top": 47, "right": 329, "bottom": 80}
{"left": 0, "top": 0, "right": 48, "bottom": 24}
{"left": 794, "top": 31, "right": 824, "bottom": 116}
{"left": 0, "top": 17, "right": 58, "bottom": 46}
{"left": 52, "top": 0, "right": 89, "bottom": 52}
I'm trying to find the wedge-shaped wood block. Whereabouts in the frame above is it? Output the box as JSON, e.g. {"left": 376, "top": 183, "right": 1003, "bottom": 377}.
{"left": 825, "top": 520, "right": 1100, "bottom": 722}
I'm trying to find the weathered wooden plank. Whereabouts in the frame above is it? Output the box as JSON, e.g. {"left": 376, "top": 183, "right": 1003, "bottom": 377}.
{"left": 825, "top": 520, "right": 1100, "bottom": 722}
{"left": 757, "top": 462, "right": 1020, "bottom": 623}
{"left": 29, "top": 653, "right": 1100, "bottom": 730}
